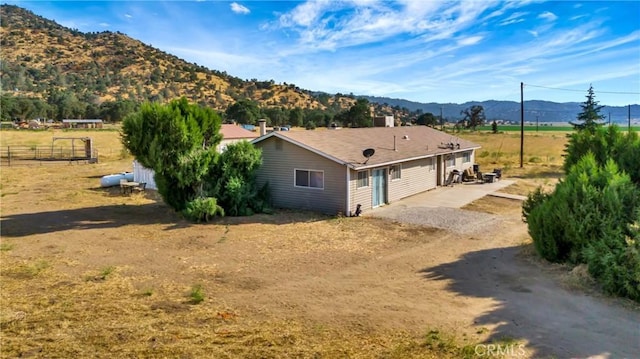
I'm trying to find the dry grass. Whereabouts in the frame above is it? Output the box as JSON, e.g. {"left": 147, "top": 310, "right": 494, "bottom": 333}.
{"left": 458, "top": 130, "right": 567, "bottom": 196}
{"left": 0, "top": 129, "right": 560, "bottom": 357}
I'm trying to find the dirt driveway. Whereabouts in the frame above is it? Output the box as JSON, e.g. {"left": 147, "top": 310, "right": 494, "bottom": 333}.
{"left": 367, "top": 186, "right": 640, "bottom": 358}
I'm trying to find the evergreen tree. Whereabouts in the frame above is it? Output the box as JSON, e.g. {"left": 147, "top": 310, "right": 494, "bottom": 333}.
{"left": 570, "top": 85, "right": 605, "bottom": 133}
{"left": 121, "top": 98, "right": 222, "bottom": 211}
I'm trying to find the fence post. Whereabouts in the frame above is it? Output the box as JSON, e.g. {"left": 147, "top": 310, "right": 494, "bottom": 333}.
{"left": 7, "top": 146, "right": 10, "bottom": 166}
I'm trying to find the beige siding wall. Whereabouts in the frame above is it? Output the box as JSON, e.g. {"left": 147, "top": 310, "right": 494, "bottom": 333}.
{"left": 255, "top": 137, "right": 346, "bottom": 214}
{"left": 350, "top": 169, "right": 372, "bottom": 213}
{"left": 348, "top": 157, "right": 437, "bottom": 213}
{"left": 443, "top": 150, "right": 475, "bottom": 182}
{"left": 388, "top": 158, "right": 437, "bottom": 202}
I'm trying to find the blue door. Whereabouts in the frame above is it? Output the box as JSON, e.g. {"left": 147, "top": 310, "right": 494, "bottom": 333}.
{"left": 372, "top": 168, "right": 387, "bottom": 207}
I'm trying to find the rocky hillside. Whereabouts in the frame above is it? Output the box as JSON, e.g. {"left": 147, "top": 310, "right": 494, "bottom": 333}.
{"left": 0, "top": 4, "right": 354, "bottom": 113}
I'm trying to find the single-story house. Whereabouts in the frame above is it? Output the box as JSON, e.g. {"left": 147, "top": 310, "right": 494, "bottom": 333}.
{"left": 251, "top": 126, "right": 481, "bottom": 216}
{"left": 217, "top": 124, "right": 259, "bottom": 152}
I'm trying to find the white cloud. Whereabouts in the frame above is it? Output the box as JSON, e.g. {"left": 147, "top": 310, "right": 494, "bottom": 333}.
{"left": 99, "top": 22, "right": 110, "bottom": 27}
{"left": 230, "top": 2, "right": 250, "bottom": 15}
{"left": 499, "top": 18, "right": 525, "bottom": 26}
{"left": 279, "top": 0, "right": 331, "bottom": 27}
{"left": 498, "top": 11, "right": 527, "bottom": 26}
{"left": 457, "top": 35, "right": 483, "bottom": 46}
{"left": 527, "top": 30, "right": 538, "bottom": 37}
{"left": 538, "top": 11, "right": 557, "bottom": 21}
{"left": 124, "top": 14, "right": 132, "bottom": 19}
{"left": 273, "top": 0, "right": 513, "bottom": 54}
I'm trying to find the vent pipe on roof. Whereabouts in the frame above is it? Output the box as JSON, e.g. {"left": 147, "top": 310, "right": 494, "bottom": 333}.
{"left": 393, "top": 135, "right": 397, "bottom": 151}
{"left": 258, "top": 119, "right": 266, "bottom": 136}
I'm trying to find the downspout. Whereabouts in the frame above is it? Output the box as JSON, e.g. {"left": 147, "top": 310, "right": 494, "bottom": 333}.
{"left": 346, "top": 165, "right": 351, "bottom": 216}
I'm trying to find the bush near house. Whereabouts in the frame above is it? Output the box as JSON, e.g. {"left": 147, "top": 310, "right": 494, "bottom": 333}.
{"left": 122, "top": 97, "right": 269, "bottom": 221}
{"left": 523, "top": 87, "right": 640, "bottom": 302}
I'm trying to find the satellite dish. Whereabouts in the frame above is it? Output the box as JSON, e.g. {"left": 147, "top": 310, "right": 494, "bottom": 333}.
{"left": 362, "top": 148, "right": 375, "bottom": 164}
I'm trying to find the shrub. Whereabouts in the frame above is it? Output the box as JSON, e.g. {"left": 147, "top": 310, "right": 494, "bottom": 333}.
{"left": 183, "top": 197, "right": 224, "bottom": 222}
{"left": 564, "top": 125, "right": 640, "bottom": 185}
{"left": 584, "top": 211, "right": 640, "bottom": 301}
{"left": 208, "top": 141, "right": 270, "bottom": 216}
{"left": 524, "top": 154, "right": 640, "bottom": 301}
{"left": 189, "top": 284, "right": 205, "bottom": 304}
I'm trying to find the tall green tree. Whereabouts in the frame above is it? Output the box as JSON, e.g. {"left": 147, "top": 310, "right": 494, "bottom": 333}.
{"left": 570, "top": 85, "right": 605, "bottom": 133}
{"left": 121, "top": 98, "right": 222, "bottom": 211}
{"left": 289, "top": 107, "right": 304, "bottom": 127}
{"left": 459, "top": 105, "right": 485, "bottom": 130}
{"left": 416, "top": 112, "right": 438, "bottom": 127}
{"left": 263, "top": 106, "right": 289, "bottom": 127}
{"left": 0, "top": 94, "right": 15, "bottom": 121}
{"left": 345, "top": 98, "right": 372, "bottom": 127}
{"left": 225, "top": 99, "right": 261, "bottom": 124}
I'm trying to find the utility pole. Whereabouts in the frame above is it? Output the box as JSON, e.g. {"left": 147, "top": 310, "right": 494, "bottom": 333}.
{"left": 520, "top": 82, "right": 524, "bottom": 168}
{"left": 440, "top": 106, "right": 444, "bottom": 130}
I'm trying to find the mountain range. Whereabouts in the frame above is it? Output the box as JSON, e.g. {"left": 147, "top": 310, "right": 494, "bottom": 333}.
{"left": 1, "top": 4, "right": 637, "bottom": 124}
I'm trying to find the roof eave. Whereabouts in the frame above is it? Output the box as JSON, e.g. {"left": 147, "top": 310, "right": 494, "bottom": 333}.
{"left": 349, "top": 145, "right": 482, "bottom": 170}
{"left": 252, "top": 132, "right": 349, "bottom": 166}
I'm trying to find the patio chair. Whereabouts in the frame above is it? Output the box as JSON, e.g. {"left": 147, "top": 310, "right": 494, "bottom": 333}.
{"left": 133, "top": 182, "right": 147, "bottom": 193}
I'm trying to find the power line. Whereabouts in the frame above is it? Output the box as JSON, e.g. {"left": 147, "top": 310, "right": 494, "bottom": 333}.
{"left": 524, "top": 83, "right": 640, "bottom": 95}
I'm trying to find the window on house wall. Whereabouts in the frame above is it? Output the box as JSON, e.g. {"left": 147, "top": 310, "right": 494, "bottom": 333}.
{"left": 426, "top": 158, "right": 435, "bottom": 171}
{"left": 295, "top": 169, "right": 324, "bottom": 189}
{"left": 357, "top": 170, "right": 369, "bottom": 188}
{"left": 446, "top": 154, "right": 456, "bottom": 167}
{"left": 390, "top": 164, "right": 401, "bottom": 180}
{"left": 462, "top": 151, "right": 471, "bottom": 163}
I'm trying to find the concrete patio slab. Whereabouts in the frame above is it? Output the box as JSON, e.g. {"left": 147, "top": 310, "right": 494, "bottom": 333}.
{"left": 366, "top": 179, "right": 517, "bottom": 213}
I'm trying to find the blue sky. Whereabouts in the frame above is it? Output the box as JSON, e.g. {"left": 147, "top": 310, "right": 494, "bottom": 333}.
{"left": 8, "top": 0, "right": 640, "bottom": 106}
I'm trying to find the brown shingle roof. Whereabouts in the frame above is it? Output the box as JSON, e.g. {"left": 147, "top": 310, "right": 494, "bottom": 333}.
{"left": 254, "top": 126, "right": 480, "bottom": 169}
{"left": 220, "top": 124, "right": 259, "bottom": 140}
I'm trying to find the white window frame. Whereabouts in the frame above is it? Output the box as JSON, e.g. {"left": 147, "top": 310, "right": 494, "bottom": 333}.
{"left": 462, "top": 151, "right": 471, "bottom": 163}
{"left": 446, "top": 154, "right": 456, "bottom": 168}
{"left": 356, "top": 170, "right": 369, "bottom": 188}
{"left": 294, "top": 168, "right": 324, "bottom": 189}
{"left": 390, "top": 164, "right": 401, "bottom": 181}
{"left": 426, "top": 158, "right": 435, "bottom": 171}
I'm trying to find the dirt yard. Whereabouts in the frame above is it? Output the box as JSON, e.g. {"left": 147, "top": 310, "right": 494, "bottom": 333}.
{"left": 1, "top": 130, "right": 638, "bottom": 358}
